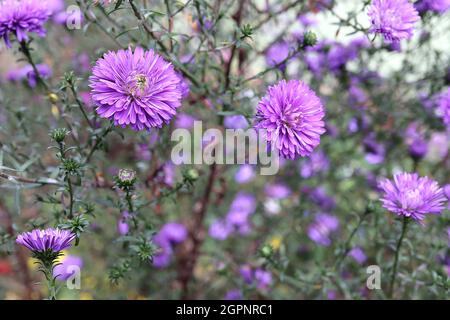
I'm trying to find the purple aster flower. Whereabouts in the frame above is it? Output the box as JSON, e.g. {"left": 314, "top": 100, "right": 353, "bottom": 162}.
{"left": 416, "top": 0, "right": 450, "bottom": 13}
{"left": 16, "top": 228, "right": 76, "bottom": 253}
{"left": 0, "top": 0, "right": 50, "bottom": 48}
{"left": 89, "top": 47, "right": 182, "bottom": 131}
{"left": 117, "top": 211, "right": 130, "bottom": 235}
{"left": 7, "top": 63, "right": 51, "bottom": 88}
{"left": 404, "top": 122, "right": 428, "bottom": 159}
{"left": 224, "top": 114, "right": 248, "bottom": 129}
{"left": 152, "top": 241, "right": 173, "bottom": 268}
{"left": 307, "top": 213, "right": 339, "bottom": 246}
{"left": 265, "top": 182, "right": 292, "bottom": 199}
{"left": 176, "top": 72, "right": 190, "bottom": 99}
{"left": 265, "top": 41, "right": 290, "bottom": 70}
{"left": 234, "top": 164, "right": 255, "bottom": 184}
{"left": 208, "top": 219, "right": 232, "bottom": 240}
{"left": 363, "top": 134, "right": 385, "bottom": 165}
{"left": 225, "top": 289, "right": 243, "bottom": 300}
{"left": 378, "top": 172, "right": 447, "bottom": 222}
{"left": 159, "top": 222, "right": 187, "bottom": 244}
{"left": 174, "top": 113, "right": 197, "bottom": 129}
{"left": 304, "top": 186, "right": 336, "bottom": 211}
{"left": 436, "top": 87, "right": 450, "bottom": 129}
{"left": 444, "top": 185, "right": 450, "bottom": 209}
{"left": 349, "top": 247, "right": 367, "bottom": 264}
{"left": 298, "top": 13, "right": 317, "bottom": 27}
{"left": 299, "top": 149, "right": 329, "bottom": 178}
{"left": 239, "top": 265, "right": 254, "bottom": 284}
{"left": 254, "top": 80, "right": 326, "bottom": 159}
{"left": 368, "top": 0, "right": 420, "bottom": 43}
{"left": 254, "top": 269, "right": 272, "bottom": 290}
{"left": 53, "top": 255, "right": 83, "bottom": 281}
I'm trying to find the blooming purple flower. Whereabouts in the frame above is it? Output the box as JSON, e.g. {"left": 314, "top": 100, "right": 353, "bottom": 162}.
{"left": 264, "top": 183, "right": 292, "bottom": 199}
{"left": 7, "top": 64, "right": 51, "bottom": 88}
{"left": 307, "top": 214, "right": 339, "bottom": 246}
{"left": 378, "top": 172, "right": 447, "bottom": 222}
{"left": 239, "top": 265, "right": 253, "bottom": 284}
{"left": 303, "top": 186, "right": 336, "bottom": 211}
{"left": 208, "top": 219, "right": 232, "bottom": 240}
{"left": 404, "top": 122, "right": 428, "bottom": 159}
{"left": 265, "top": 41, "right": 290, "bottom": 70}
{"left": 254, "top": 269, "right": 272, "bottom": 290}
{"left": 368, "top": 0, "right": 420, "bottom": 43}
{"left": 53, "top": 255, "right": 83, "bottom": 281}
{"left": 0, "top": 0, "right": 50, "bottom": 48}
{"left": 117, "top": 212, "right": 130, "bottom": 235}
{"left": 158, "top": 222, "right": 187, "bottom": 244}
{"left": 176, "top": 72, "right": 190, "bottom": 99}
{"left": 89, "top": 47, "right": 182, "bottom": 131}
{"left": 224, "top": 115, "right": 248, "bottom": 129}
{"left": 444, "top": 185, "right": 450, "bottom": 209}
{"left": 298, "top": 13, "right": 317, "bottom": 27}
{"left": 416, "top": 0, "right": 450, "bottom": 13}
{"left": 299, "top": 149, "right": 329, "bottom": 178}
{"left": 225, "top": 289, "right": 243, "bottom": 300}
{"left": 16, "top": 228, "right": 76, "bottom": 253}
{"left": 255, "top": 80, "right": 326, "bottom": 159}
{"left": 174, "top": 113, "right": 197, "bottom": 129}
{"left": 363, "top": 134, "right": 385, "bottom": 165}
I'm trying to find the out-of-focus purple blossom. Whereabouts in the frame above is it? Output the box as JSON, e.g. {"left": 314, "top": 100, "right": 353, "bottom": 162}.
{"left": 307, "top": 213, "right": 340, "bottom": 246}
{"left": 161, "top": 162, "right": 176, "bottom": 187}
{"left": 299, "top": 150, "right": 329, "bottom": 178}
{"left": 303, "top": 186, "right": 336, "bottom": 211}
{"left": 225, "top": 289, "right": 243, "bottom": 300}
{"left": 327, "top": 290, "right": 337, "bottom": 300}
{"left": 347, "top": 117, "right": 359, "bottom": 134}
{"left": 426, "top": 132, "right": 448, "bottom": 161}
{"left": 234, "top": 165, "right": 255, "bottom": 184}
{"left": 368, "top": 0, "right": 420, "bottom": 43}
{"left": 0, "top": 0, "right": 50, "bottom": 48}
{"left": 265, "top": 183, "right": 291, "bottom": 199}
{"left": 349, "top": 247, "right": 367, "bottom": 264}
{"left": 416, "top": 0, "right": 450, "bottom": 13}
{"left": 176, "top": 72, "right": 190, "bottom": 99}
{"left": 229, "top": 192, "right": 256, "bottom": 215}
{"left": 134, "top": 143, "right": 151, "bottom": 162}
{"left": 378, "top": 172, "right": 447, "bottom": 222}
{"left": 117, "top": 212, "right": 130, "bottom": 235}
{"left": 348, "top": 79, "right": 368, "bottom": 108}
{"left": 53, "top": 255, "right": 83, "bottom": 281}
{"left": 265, "top": 41, "right": 290, "bottom": 70}
{"left": 239, "top": 265, "right": 253, "bottom": 284}
{"left": 298, "top": 13, "right": 317, "bottom": 27}
{"left": 404, "top": 122, "right": 428, "bottom": 159}
{"left": 7, "top": 64, "right": 52, "bottom": 88}
{"left": 442, "top": 185, "right": 450, "bottom": 209}
{"left": 255, "top": 80, "right": 326, "bottom": 159}
{"left": 152, "top": 222, "right": 187, "bottom": 268}
{"left": 254, "top": 268, "right": 272, "bottom": 289}
{"left": 224, "top": 115, "right": 248, "bottom": 129}
{"left": 174, "top": 113, "right": 197, "bottom": 129}
{"left": 208, "top": 219, "right": 232, "bottom": 240}
{"left": 363, "top": 134, "right": 385, "bottom": 165}
{"left": 436, "top": 87, "right": 450, "bottom": 129}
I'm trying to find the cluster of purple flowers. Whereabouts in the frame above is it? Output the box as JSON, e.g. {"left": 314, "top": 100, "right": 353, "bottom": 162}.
{"left": 239, "top": 265, "right": 273, "bottom": 290}
{"left": 153, "top": 222, "right": 187, "bottom": 268}
{"left": 209, "top": 192, "right": 256, "bottom": 240}
{"left": 7, "top": 63, "right": 51, "bottom": 88}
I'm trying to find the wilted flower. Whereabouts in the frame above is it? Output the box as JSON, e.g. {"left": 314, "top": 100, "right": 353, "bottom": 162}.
{"left": 307, "top": 214, "right": 339, "bottom": 246}
{"left": 254, "top": 80, "right": 326, "bottom": 159}
{"left": 16, "top": 228, "right": 76, "bottom": 254}
{"left": 368, "top": 0, "right": 420, "bottom": 43}
{"left": 378, "top": 172, "right": 447, "bottom": 222}
{"left": 0, "top": 0, "right": 50, "bottom": 48}
{"left": 89, "top": 47, "right": 182, "bottom": 131}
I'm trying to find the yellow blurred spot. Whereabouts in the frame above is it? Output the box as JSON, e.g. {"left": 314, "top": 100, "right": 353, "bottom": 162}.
{"left": 27, "top": 257, "right": 39, "bottom": 270}
{"left": 51, "top": 104, "right": 60, "bottom": 118}
{"left": 80, "top": 292, "right": 93, "bottom": 300}
{"left": 84, "top": 276, "right": 97, "bottom": 288}
{"left": 48, "top": 93, "right": 59, "bottom": 103}
{"left": 269, "top": 236, "right": 282, "bottom": 250}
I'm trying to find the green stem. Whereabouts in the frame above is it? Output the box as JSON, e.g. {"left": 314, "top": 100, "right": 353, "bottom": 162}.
{"left": 388, "top": 217, "right": 409, "bottom": 298}
{"left": 19, "top": 41, "right": 50, "bottom": 92}
{"left": 67, "top": 177, "right": 74, "bottom": 219}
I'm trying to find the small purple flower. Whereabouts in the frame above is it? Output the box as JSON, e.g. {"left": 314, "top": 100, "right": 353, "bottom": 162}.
{"left": 298, "top": 13, "right": 317, "bottom": 27}
{"left": 436, "top": 87, "right": 450, "bottom": 129}
{"left": 368, "top": 0, "right": 420, "bottom": 43}
{"left": 254, "top": 80, "right": 326, "bottom": 159}
{"left": 363, "top": 134, "right": 385, "bottom": 165}
{"left": 152, "top": 222, "right": 187, "bottom": 268}
{"left": 53, "top": 255, "right": 83, "bottom": 281}
{"left": 234, "top": 165, "right": 255, "bottom": 184}
{"left": 307, "top": 214, "right": 339, "bottom": 246}
{"left": 16, "top": 228, "right": 76, "bottom": 253}
{"left": 265, "top": 41, "right": 290, "bottom": 70}
{"left": 7, "top": 64, "right": 52, "bottom": 88}
{"left": 208, "top": 219, "right": 232, "bottom": 240}
{"left": 174, "top": 113, "right": 197, "bottom": 129}
{"left": 176, "top": 72, "right": 190, "bottom": 99}
{"left": 265, "top": 183, "right": 292, "bottom": 199}
{"left": 117, "top": 212, "right": 130, "bottom": 235}
{"left": 349, "top": 247, "right": 367, "bottom": 264}
{"left": 254, "top": 269, "right": 272, "bottom": 290}
{"left": 299, "top": 149, "right": 329, "bottom": 178}
{"left": 0, "top": 0, "right": 50, "bottom": 48}
{"left": 444, "top": 185, "right": 450, "bottom": 209}
{"left": 239, "top": 265, "right": 253, "bottom": 284}
{"left": 224, "top": 115, "right": 248, "bottom": 129}
{"left": 416, "top": 0, "right": 450, "bottom": 13}
{"left": 159, "top": 222, "right": 187, "bottom": 244}
{"left": 404, "top": 122, "right": 428, "bottom": 159}
{"left": 304, "top": 186, "right": 336, "bottom": 211}
{"left": 89, "top": 47, "right": 182, "bottom": 131}
{"left": 225, "top": 289, "right": 243, "bottom": 300}
{"left": 378, "top": 172, "right": 447, "bottom": 222}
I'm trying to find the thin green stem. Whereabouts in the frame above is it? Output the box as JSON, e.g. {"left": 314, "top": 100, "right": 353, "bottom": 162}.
{"left": 388, "top": 217, "right": 409, "bottom": 298}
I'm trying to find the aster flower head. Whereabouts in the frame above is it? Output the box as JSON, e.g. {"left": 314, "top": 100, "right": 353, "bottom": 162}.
{"left": 368, "top": 0, "right": 420, "bottom": 43}
{"left": 16, "top": 228, "right": 76, "bottom": 255}
{"left": 378, "top": 172, "right": 447, "bottom": 222}
{"left": 89, "top": 47, "right": 182, "bottom": 131}
{"left": 255, "top": 80, "right": 326, "bottom": 159}
{"left": 307, "top": 213, "right": 339, "bottom": 246}
{"left": 0, "top": 0, "right": 51, "bottom": 48}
